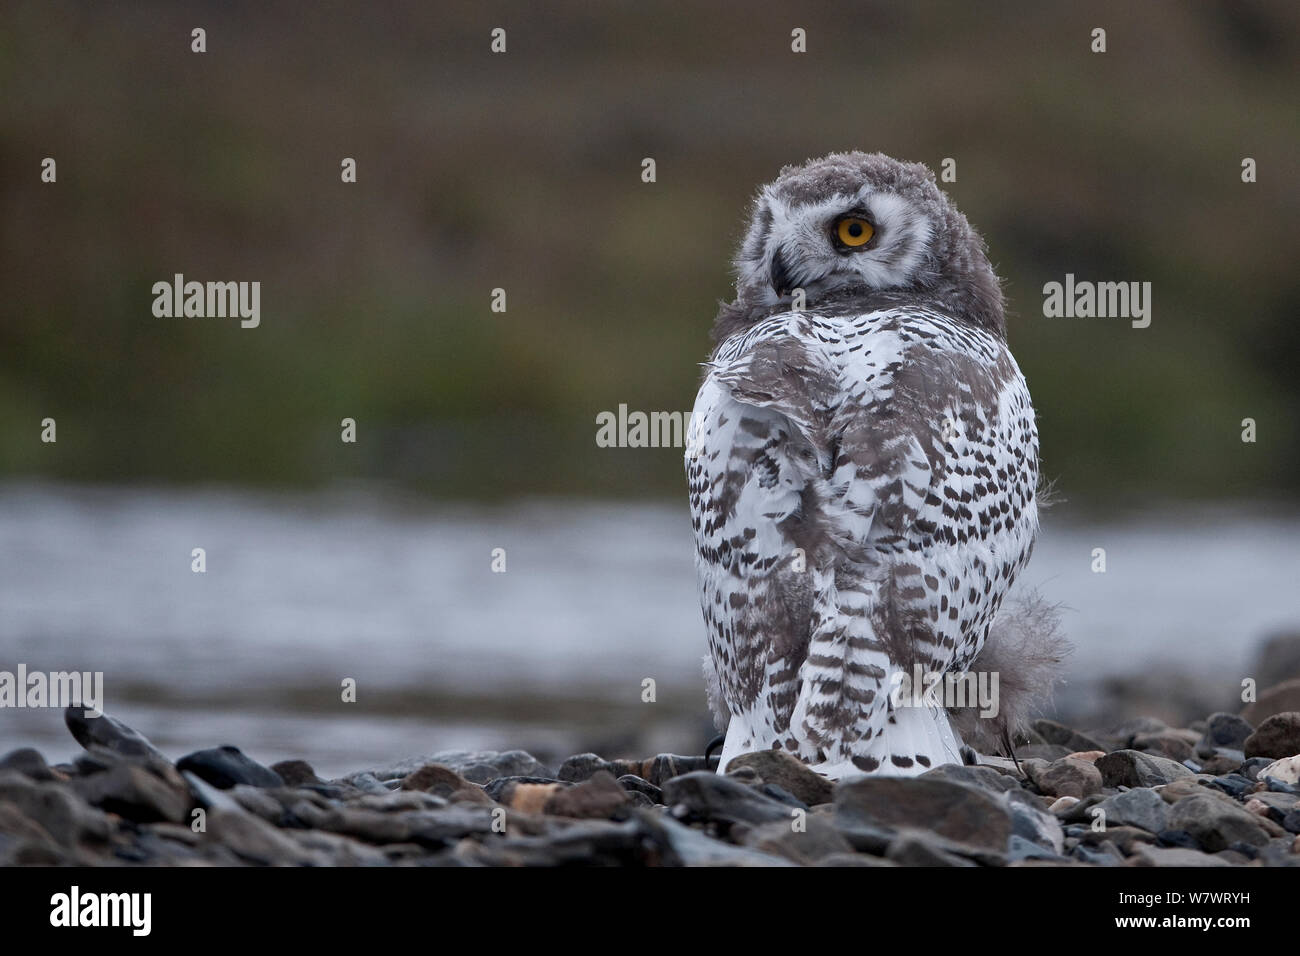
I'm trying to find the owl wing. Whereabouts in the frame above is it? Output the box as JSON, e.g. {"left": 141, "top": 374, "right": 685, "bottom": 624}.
{"left": 689, "top": 309, "right": 1038, "bottom": 776}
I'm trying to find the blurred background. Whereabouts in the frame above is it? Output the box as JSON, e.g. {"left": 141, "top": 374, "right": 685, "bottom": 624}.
{"left": 2, "top": 1, "right": 1298, "bottom": 776}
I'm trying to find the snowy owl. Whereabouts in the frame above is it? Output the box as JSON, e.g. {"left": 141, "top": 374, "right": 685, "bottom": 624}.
{"left": 686, "top": 152, "right": 1041, "bottom": 778}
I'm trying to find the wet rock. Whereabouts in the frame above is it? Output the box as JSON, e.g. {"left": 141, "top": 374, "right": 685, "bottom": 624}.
{"left": 343, "top": 772, "right": 391, "bottom": 795}
{"left": 1093, "top": 788, "right": 1169, "bottom": 834}
{"left": 0, "top": 748, "right": 58, "bottom": 782}
{"left": 544, "top": 771, "right": 630, "bottom": 819}
{"left": 556, "top": 753, "right": 643, "bottom": 783}
{"left": 616, "top": 775, "right": 662, "bottom": 803}
{"left": 288, "top": 829, "right": 391, "bottom": 866}
{"left": 725, "top": 750, "right": 834, "bottom": 806}
{"left": 177, "top": 746, "right": 284, "bottom": 790}
{"left": 400, "top": 763, "right": 475, "bottom": 798}
{"left": 1032, "top": 720, "right": 1108, "bottom": 754}
{"left": 1256, "top": 755, "right": 1300, "bottom": 786}
{"left": 643, "top": 754, "right": 717, "bottom": 786}
{"left": 1095, "top": 749, "right": 1194, "bottom": 788}
{"left": 638, "top": 812, "right": 794, "bottom": 867}
{"left": 270, "top": 760, "right": 321, "bottom": 787}
{"left": 64, "top": 705, "right": 168, "bottom": 763}
{"left": 363, "top": 750, "right": 553, "bottom": 785}
{"left": 1156, "top": 829, "right": 1202, "bottom": 849}
{"left": 1078, "top": 825, "right": 1157, "bottom": 853}
{"left": 662, "top": 771, "right": 794, "bottom": 827}
{"left": 182, "top": 771, "right": 323, "bottom": 865}
{"left": 920, "top": 763, "right": 1022, "bottom": 795}
{"left": 354, "top": 790, "right": 447, "bottom": 813}
{"left": 1206, "top": 773, "right": 1255, "bottom": 798}
{"left": 1072, "top": 841, "right": 1123, "bottom": 866}
{"left": 0, "top": 770, "right": 110, "bottom": 847}
{"left": 835, "top": 777, "right": 1013, "bottom": 854}
{"left": 1197, "top": 753, "right": 1245, "bottom": 775}
{"left": 71, "top": 761, "right": 190, "bottom": 824}
{"left": 1003, "top": 791, "right": 1065, "bottom": 853}
{"left": 738, "top": 815, "right": 855, "bottom": 865}
{"left": 1007, "top": 834, "right": 1069, "bottom": 863}
{"left": 1130, "top": 732, "right": 1195, "bottom": 762}
{"left": 1243, "top": 712, "right": 1300, "bottom": 760}
{"left": 886, "top": 831, "right": 978, "bottom": 866}
{"left": 1197, "top": 713, "right": 1254, "bottom": 756}
{"left": 487, "top": 778, "right": 564, "bottom": 812}
{"left": 1241, "top": 679, "right": 1300, "bottom": 726}
{"left": 1131, "top": 845, "right": 1233, "bottom": 867}
{"left": 1028, "top": 756, "right": 1103, "bottom": 799}
{"left": 1167, "top": 794, "right": 1270, "bottom": 852}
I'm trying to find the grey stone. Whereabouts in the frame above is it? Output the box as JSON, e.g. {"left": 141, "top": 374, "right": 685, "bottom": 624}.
{"left": 886, "top": 831, "right": 977, "bottom": 866}
{"left": 1243, "top": 712, "right": 1300, "bottom": 760}
{"left": 176, "top": 746, "right": 283, "bottom": 790}
{"left": 64, "top": 705, "right": 169, "bottom": 763}
{"left": 1167, "top": 794, "right": 1269, "bottom": 852}
{"left": 1002, "top": 790, "right": 1065, "bottom": 853}
{"left": 1028, "top": 756, "right": 1103, "bottom": 799}
{"left": 738, "top": 815, "right": 855, "bottom": 864}
{"left": 835, "top": 776, "right": 1013, "bottom": 854}
{"left": 661, "top": 771, "right": 794, "bottom": 827}
{"left": 71, "top": 761, "right": 190, "bottom": 824}
{"left": 1197, "top": 713, "right": 1254, "bottom": 756}
{"left": 1095, "top": 749, "right": 1194, "bottom": 788}
{"left": 361, "top": 750, "right": 554, "bottom": 785}
{"left": 0, "top": 770, "right": 110, "bottom": 846}
{"left": 1093, "top": 787, "right": 1169, "bottom": 833}
{"left": 920, "top": 762, "right": 1022, "bottom": 794}
{"left": 725, "top": 749, "right": 834, "bottom": 806}
{"left": 1131, "top": 844, "right": 1233, "bottom": 867}
{"left": 0, "top": 748, "right": 57, "bottom": 782}
{"left": 643, "top": 753, "right": 718, "bottom": 785}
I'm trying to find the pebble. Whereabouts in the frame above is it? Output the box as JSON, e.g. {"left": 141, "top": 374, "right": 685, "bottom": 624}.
{"left": 1167, "top": 794, "right": 1270, "bottom": 852}
{"left": 1197, "top": 712, "right": 1254, "bottom": 755}
{"left": 1094, "top": 749, "right": 1195, "bottom": 788}
{"left": 725, "top": 749, "right": 834, "bottom": 806}
{"left": 5, "top": 705, "right": 1299, "bottom": 867}
{"left": 835, "top": 776, "right": 1013, "bottom": 854}
{"left": 1243, "top": 712, "right": 1300, "bottom": 760}
{"left": 1027, "top": 755, "right": 1103, "bottom": 799}
{"left": 176, "top": 746, "right": 284, "bottom": 790}
{"left": 1092, "top": 787, "right": 1169, "bottom": 833}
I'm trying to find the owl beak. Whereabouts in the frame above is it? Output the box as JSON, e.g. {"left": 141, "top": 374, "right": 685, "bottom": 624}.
{"left": 769, "top": 249, "right": 794, "bottom": 297}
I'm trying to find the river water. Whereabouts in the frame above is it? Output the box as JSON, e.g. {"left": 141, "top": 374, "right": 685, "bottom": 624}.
{"left": 1, "top": 482, "right": 1296, "bottom": 776}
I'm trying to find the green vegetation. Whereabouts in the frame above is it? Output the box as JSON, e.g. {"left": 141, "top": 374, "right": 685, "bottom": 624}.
{"left": 2, "top": 2, "right": 1296, "bottom": 501}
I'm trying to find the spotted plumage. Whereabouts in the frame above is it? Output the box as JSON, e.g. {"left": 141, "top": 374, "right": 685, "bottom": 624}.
{"left": 686, "top": 152, "right": 1040, "bottom": 777}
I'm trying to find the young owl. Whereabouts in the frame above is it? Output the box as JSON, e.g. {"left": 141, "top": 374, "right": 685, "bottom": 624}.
{"left": 686, "top": 151, "right": 1040, "bottom": 778}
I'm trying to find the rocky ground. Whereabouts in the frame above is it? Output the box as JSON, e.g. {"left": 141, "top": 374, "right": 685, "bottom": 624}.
{"left": 2, "top": 698, "right": 1300, "bottom": 866}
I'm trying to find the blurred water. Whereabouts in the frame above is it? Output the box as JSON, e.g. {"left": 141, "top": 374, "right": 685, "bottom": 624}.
{"left": 1, "top": 482, "right": 1297, "bottom": 776}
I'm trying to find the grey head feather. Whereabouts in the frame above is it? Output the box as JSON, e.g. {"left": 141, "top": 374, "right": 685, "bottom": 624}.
{"left": 712, "top": 151, "right": 1005, "bottom": 344}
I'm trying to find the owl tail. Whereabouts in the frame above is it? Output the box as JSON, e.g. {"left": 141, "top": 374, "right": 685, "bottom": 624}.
{"left": 804, "top": 704, "right": 967, "bottom": 780}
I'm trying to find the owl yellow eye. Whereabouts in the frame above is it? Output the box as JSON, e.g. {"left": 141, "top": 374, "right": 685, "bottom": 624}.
{"left": 835, "top": 217, "right": 874, "bottom": 248}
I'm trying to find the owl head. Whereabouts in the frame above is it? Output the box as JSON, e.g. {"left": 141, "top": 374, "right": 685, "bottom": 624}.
{"left": 714, "top": 152, "right": 1004, "bottom": 342}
